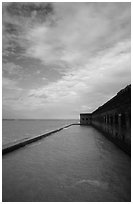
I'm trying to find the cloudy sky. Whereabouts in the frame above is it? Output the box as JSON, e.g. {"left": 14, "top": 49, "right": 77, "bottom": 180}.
{"left": 2, "top": 2, "right": 131, "bottom": 119}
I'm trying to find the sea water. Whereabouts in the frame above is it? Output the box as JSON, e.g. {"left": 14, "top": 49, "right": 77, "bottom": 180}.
{"left": 2, "top": 119, "right": 78, "bottom": 146}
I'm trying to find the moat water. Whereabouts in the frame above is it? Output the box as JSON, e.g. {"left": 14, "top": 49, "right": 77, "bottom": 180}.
{"left": 2, "top": 125, "right": 131, "bottom": 202}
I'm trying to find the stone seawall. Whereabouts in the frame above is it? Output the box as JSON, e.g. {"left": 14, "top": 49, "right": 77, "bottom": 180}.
{"left": 2, "top": 123, "right": 79, "bottom": 155}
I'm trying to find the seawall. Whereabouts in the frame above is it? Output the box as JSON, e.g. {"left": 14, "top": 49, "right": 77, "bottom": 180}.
{"left": 2, "top": 123, "right": 79, "bottom": 155}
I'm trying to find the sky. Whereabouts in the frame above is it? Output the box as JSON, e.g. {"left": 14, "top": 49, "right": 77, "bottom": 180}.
{"left": 2, "top": 2, "right": 131, "bottom": 119}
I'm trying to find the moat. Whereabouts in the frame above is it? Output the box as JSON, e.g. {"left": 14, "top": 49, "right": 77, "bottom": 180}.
{"left": 3, "top": 125, "right": 131, "bottom": 202}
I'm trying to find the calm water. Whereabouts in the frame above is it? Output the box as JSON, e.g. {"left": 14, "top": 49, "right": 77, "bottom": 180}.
{"left": 3, "top": 125, "right": 131, "bottom": 202}
{"left": 2, "top": 119, "right": 78, "bottom": 146}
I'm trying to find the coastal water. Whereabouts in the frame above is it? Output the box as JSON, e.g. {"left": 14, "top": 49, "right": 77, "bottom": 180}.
{"left": 3, "top": 125, "right": 130, "bottom": 202}
{"left": 2, "top": 119, "right": 78, "bottom": 146}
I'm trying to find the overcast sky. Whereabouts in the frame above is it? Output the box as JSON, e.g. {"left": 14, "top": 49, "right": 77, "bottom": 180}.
{"left": 2, "top": 2, "right": 131, "bottom": 119}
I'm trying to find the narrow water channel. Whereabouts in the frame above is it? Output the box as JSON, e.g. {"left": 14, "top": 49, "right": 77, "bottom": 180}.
{"left": 2, "top": 125, "right": 131, "bottom": 202}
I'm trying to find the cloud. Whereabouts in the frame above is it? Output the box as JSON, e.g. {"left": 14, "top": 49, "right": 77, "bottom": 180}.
{"left": 3, "top": 62, "right": 23, "bottom": 77}
{"left": 2, "top": 3, "right": 131, "bottom": 118}
{"left": 2, "top": 77, "right": 23, "bottom": 90}
{"left": 2, "top": 2, "right": 54, "bottom": 57}
{"left": 12, "top": 39, "right": 129, "bottom": 112}
{"left": 23, "top": 3, "right": 130, "bottom": 68}
{"left": 3, "top": 3, "right": 130, "bottom": 66}
{"left": 2, "top": 38, "right": 130, "bottom": 114}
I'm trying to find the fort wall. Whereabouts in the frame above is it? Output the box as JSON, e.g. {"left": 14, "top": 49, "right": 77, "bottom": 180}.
{"left": 80, "top": 113, "right": 92, "bottom": 125}
{"left": 80, "top": 85, "right": 131, "bottom": 154}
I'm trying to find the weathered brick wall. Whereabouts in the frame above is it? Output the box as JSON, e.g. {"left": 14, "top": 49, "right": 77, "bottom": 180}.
{"left": 80, "top": 85, "right": 131, "bottom": 154}
{"left": 80, "top": 113, "right": 92, "bottom": 125}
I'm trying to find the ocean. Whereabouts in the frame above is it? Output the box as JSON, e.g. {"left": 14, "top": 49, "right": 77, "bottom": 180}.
{"left": 2, "top": 119, "right": 79, "bottom": 146}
